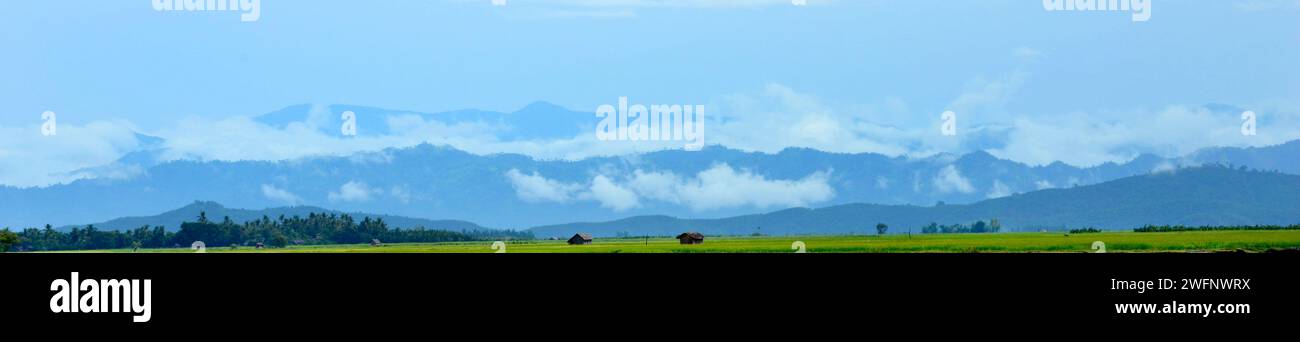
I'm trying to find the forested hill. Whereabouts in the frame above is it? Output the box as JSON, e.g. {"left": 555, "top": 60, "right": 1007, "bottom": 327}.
{"left": 65, "top": 201, "right": 488, "bottom": 232}
{"left": 10, "top": 209, "right": 531, "bottom": 252}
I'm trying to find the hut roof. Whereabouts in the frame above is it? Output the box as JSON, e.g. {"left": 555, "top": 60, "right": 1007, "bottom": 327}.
{"left": 676, "top": 232, "right": 705, "bottom": 240}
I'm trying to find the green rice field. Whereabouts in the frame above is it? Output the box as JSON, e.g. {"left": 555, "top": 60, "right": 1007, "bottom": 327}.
{"left": 49, "top": 230, "right": 1300, "bottom": 253}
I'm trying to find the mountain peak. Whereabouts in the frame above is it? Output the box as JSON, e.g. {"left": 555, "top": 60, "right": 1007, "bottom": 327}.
{"left": 514, "top": 101, "right": 570, "bottom": 114}
{"left": 252, "top": 104, "right": 315, "bottom": 128}
{"left": 958, "top": 150, "right": 999, "bottom": 163}
{"left": 182, "top": 201, "right": 227, "bottom": 210}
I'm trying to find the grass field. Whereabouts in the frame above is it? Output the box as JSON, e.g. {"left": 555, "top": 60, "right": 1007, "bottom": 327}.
{"left": 50, "top": 230, "right": 1300, "bottom": 253}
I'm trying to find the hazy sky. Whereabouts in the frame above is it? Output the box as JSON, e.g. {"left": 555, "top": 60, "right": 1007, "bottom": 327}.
{"left": 2, "top": 0, "right": 1299, "bottom": 186}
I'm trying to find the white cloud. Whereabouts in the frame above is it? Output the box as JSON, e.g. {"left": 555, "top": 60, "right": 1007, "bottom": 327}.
{"left": 625, "top": 165, "right": 835, "bottom": 211}
{"left": 505, "top": 169, "right": 581, "bottom": 203}
{"left": 627, "top": 169, "right": 682, "bottom": 202}
{"left": 6, "top": 80, "right": 1300, "bottom": 189}
{"left": 586, "top": 175, "right": 640, "bottom": 211}
{"left": 1013, "top": 46, "right": 1043, "bottom": 62}
{"left": 328, "top": 181, "right": 378, "bottom": 202}
{"left": 1151, "top": 161, "right": 1178, "bottom": 174}
{"left": 0, "top": 120, "right": 142, "bottom": 187}
{"left": 948, "top": 70, "right": 1028, "bottom": 121}
{"left": 503, "top": 164, "right": 834, "bottom": 211}
{"left": 988, "top": 105, "right": 1300, "bottom": 167}
{"left": 986, "top": 180, "right": 1012, "bottom": 199}
{"left": 389, "top": 185, "right": 411, "bottom": 204}
{"left": 261, "top": 184, "right": 302, "bottom": 205}
{"left": 671, "top": 164, "right": 834, "bottom": 211}
{"left": 1034, "top": 180, "right": 1055, "bottom": 190}
{"left": 708, "top": 83, "right": 915, "bottom": 156}
{"left": 151, "top": 109, "right": 691, "bottom": 168}
{"left": 64, "top": 162, "right": 146, "bottom": 182}
{"left": 156, "top": 114, "right": 502, "bottom": 163}
{"left": 933, "top": 165, "right": 975, "bottom": 194}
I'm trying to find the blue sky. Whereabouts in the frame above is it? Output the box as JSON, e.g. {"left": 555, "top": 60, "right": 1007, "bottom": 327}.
{"left": 2, "top": 0, "right": 1299, "bottom": 187}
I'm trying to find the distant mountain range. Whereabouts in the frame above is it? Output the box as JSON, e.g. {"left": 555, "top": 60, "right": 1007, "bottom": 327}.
{"left": 36, "top": 166, "right": 1300, "bottom": 239}
{"left": 532, "top": 166, "right": 1300, "bottom": 237}
{"left": 4, "top": 103, "right": 1300, "bottom": 230}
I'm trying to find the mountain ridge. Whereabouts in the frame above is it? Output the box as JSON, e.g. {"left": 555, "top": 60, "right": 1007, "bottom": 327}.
{"left": 4, "top": 102, "right": 1300, "bottom": 229}
{"left": 29, "top": 166, "right": 1300, "bottom": 240}
{"left": 5, "top": 140, "right": 1300, "bottom": 230}
{"left": 530, "top": 166, "right": 1300, "bottom": 237}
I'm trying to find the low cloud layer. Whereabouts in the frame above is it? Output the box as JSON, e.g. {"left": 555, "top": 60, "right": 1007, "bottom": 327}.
{"left": 0, "top": 120, "right": 142, "bottom": 187}
{"left": 933, "top": 165, "right": 975, "bottom": 194}
{"left": 505, "top": 169, "right": 583, "bottom": 203}
{"left": 262, "top": 184, "right": 303, "bottom": 205}
{"left": 504, "top": 164, "right": 834, "bottom": 212}
{"left": 328, "top": 181, "right": 378, "bottom": 203}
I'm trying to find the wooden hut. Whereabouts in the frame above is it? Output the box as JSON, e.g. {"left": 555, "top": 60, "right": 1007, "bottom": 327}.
{"left": 567, "top": 233, "right": 593, "bottom": 245}
{"left": 676, "top": 232, "right": 705, "bottom": 245}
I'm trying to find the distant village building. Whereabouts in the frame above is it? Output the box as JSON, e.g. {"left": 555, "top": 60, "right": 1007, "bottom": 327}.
{"left": 676, "top": 232, "right": 705, "bottom": 245}
{"left": 567, "top": 233, "right": 593, "bottom": 245}
{"left": 371, "top": 239, "right": 384, "bottom": 247}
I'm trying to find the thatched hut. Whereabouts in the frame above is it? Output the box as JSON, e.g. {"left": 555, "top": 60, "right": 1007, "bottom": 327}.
{"left": 676, "top": 232, "right": 705, "bottom": 245}
{"left": 567, "top": 233, "right": 593, "bottom": 245}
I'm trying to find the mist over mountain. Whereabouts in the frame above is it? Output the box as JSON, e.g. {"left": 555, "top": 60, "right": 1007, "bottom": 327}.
{"left": 254, "top": 102, "right": 594, "bottom": 141}
{"left": 531, "top": 166, "right": 1300, "bottom": 237}
{"left": 31, "top": 165, "right": 1300, "bottom": 240}
{"left": 4, "top": 103, "right": 1299, "bottom": 231}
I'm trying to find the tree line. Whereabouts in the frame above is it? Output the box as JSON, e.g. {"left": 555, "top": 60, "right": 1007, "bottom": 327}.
{"left": 919, "top": 219, "right": 1002, "bottom": 234}
{"left": 1134, "top": 224, "right": 1300, "bottom": 233}
{"left": 0, "top": 212, "right": 533, "bottom": 252}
